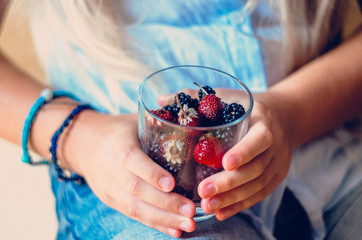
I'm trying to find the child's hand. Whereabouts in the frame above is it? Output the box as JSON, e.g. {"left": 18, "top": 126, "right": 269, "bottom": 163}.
{"left": 198, "top": 91, "right": 293, "bottom": 220}
{"left": 59, "top": 112, "right": 196, "bottom": 238}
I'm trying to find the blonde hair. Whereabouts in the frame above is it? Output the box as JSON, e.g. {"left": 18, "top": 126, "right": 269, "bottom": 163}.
{"left": 26, "top": 0, "right": 152, "bottom": 113}
{"left": 26, "top": 0, "right": 351, "bottom": 91}
{"left": 245, "top": 0, "right": 349, "bottom": 74}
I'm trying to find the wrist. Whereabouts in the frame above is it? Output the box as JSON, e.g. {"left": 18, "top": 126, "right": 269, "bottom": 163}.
{"left": 29, "top": 97, "right": 79, "bottom": 159}
{"left": 254, "top": 91, "right": 300, "bottom": 150}
{"left": 56, "top": 108, "right": 104, "bottom": 176}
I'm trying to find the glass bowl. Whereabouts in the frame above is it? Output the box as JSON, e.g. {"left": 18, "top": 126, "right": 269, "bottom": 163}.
{"left": 138, "top": 65, "right": 253, "bottom": 221}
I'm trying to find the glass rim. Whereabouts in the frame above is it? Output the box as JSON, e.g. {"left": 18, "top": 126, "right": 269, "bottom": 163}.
{"left": 138, "top": 65, "right": 254, "bottom": 130}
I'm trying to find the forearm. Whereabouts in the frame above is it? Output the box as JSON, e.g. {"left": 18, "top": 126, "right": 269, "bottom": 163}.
{"left": 0, "top": 53, "right": 77, "bottom": 157}
{"left": 262, "top": 31, "right": 362, "bottom": 149}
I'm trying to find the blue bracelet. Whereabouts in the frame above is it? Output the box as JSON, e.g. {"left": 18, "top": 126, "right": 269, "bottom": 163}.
{"left": 21, "top": 89, "right": 80, "bottom": 165}
{"left": 49, "top": 104, "right": 93, "bottom": 181}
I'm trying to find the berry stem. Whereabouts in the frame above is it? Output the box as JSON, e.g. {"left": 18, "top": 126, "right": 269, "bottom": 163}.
{"left": 193, "top": 82, "right": 208, "bottom": 95}
{"left": 175, "top": 94, "right": 187, "bottom": 115}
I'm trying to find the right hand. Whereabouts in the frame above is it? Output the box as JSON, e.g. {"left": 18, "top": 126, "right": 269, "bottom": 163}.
{"left": 58, "top": 111, "right": 196, "bottom": 238}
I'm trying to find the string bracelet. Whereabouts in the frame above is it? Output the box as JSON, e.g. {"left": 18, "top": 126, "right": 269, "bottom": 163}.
{"left": 49, "top": 104, "right": 93, "bottom": 181}
{"left": 21, "top": 89, "right": 79, "bottom": 165}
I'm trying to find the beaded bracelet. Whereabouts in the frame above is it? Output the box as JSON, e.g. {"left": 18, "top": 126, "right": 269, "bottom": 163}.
{"left": 49, "top": 104, "right": 93, "bottom": 181}
{"left": 21, "top": 89, "right": 79, "bottom": 165}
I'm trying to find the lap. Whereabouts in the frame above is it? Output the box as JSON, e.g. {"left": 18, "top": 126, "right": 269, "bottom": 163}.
{"left": 115, "top": 215, "right": 265, "bottom": 240}
{"left": 324, "top": 181, "right": 362, "bottom": 240}
{"left": 50, "top": 167, "right": 265, "bottom": 240}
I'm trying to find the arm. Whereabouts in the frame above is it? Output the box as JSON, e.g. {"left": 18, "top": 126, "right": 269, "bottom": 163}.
{"left": 198, "top": 31, "right": 362, "bottom": 220}
{"left": 0, "top": 57, "right": 195, "bottom": 238}
{"left": 0, "top": 3, "right": 195, "bottom": 237}
{"left": 266, "top": 30, "right": 362, "bottom": 149}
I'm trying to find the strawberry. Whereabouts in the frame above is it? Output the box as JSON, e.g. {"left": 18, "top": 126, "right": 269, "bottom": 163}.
{"left": 151, "top": 109, "right": 176, "bottom": 123}
{"left": 198, "top": 94, "right": 225, "bottom": 124}
{"left": 193, "top": 135, "right": 224, "bottom": 169}
{"left": 198, "top": 85, "right": 216, "bottom": 101}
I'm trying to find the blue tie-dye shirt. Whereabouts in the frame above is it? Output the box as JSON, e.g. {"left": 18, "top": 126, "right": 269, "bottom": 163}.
{"left": 46, "top": 0, "right": 267, "bottom": 114}
{"left": 29, "top": 1, "right": 362, "bottom": 239}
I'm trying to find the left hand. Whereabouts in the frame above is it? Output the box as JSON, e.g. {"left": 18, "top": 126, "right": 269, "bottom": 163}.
{"left": 198, "top": 91, "right": 294, "bottom": 220}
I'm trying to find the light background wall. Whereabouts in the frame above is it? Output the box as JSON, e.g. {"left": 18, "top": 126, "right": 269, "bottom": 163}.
{"left": 0, "top": 0, "right": 57, "bottom": 239}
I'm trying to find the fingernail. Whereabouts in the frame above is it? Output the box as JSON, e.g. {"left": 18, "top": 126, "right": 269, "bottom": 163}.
{"left": 160, "top": 177, "right": 172, "bottom": 191}
{"left": 180, "top": 204, "right": 193, "bottom": 217}
{"left": 168, "top": 228, "right": 178, "bottom": 236}
{"left": 208, "top": 199, "right": 218, "bottom": 210}
{"left": 204, "top": 184, "right": 216, "bottom": 197}
{"left": 179, "top": 221, "right": 191, "bottom": 232}
{"left": 228, "top": 156, "right": 238, "bottom": 170}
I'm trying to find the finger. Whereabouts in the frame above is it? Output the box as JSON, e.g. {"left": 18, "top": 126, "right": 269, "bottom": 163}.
{"left": 157, "top": 88, "right": 199, "bottom": 107}
{"left": 118, "top": 146, "right": 175, "bottom": 192}
{"left": 157, "top": 226, "right": 183, "bottom": 238}
{"left": 107, "top": 187, "right": 196, "bottom": 233}
{"left": 214, "top": 173, "right": 281, "bottom": 221}
{"left": 157, "top": 94, "right": 175, "bottom": 107}
{"left": 201, "top": 157, "right": 275, "bottom": 213}
{"left": 212, "top": 88, "right": 250, "bottom": 106}
{"left": 222, "top": 119, "right": 273, "bottom": 171}
{"left": 199, "top": 150, "right": 272, "bottom": 199}
{"left": 111, "top": 166, "right": 196, "bottom": 217}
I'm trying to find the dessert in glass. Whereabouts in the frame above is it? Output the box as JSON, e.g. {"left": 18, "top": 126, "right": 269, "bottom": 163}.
{"left": 138, "top": 65, "right": 253, "bottom": 221}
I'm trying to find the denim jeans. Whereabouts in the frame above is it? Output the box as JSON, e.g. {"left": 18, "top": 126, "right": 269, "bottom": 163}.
{"left": 50, "top": 166, "right": 265, "bottom": 240}
{"left": 50, "top": 164, "right": 362, "bottom": 240}
{"left": 323, "top": 182, "right": 362, "bottom": 240}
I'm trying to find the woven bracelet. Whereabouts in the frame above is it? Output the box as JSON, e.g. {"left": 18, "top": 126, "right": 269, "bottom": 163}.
{"left": 21, "top": 89, "right": 79, "bottom": 165}
{"left": 49, "top": 104, "right": 93, "bottom": 181}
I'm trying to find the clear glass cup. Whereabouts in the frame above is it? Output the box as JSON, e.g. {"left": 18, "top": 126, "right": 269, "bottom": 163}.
{"left": 138, "top": 65, "right": 253, "bottom": 221}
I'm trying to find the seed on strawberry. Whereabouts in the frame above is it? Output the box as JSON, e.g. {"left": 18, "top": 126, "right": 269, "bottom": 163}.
{"left": 222, "top": 103, "right": 245, "bottom": 124}
{"left": 198, "top": 85, "right": 216, "bottom": 100}
{"left": 193, "top": 82, "right": 224, "bottom": 124}
{"left": 198, "top": 94, "right": 225, "bottom": 124}
{"left": 193, "top": 135, "right": 224, "bottom": 170}
{"left": 151, "top": 109, "right": 176, "bottom": 123}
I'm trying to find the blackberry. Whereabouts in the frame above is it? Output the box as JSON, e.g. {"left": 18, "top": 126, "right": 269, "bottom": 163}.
{"left": 195, "top": 163, "right": 221, "bottom": 185}
{"left": 173, "top": 185, "right": 193, "bottom": 199}
{"left": 148, "top": 143, "right": 182, "bottom": 177}
{"left": 175, "top": 92, "right": 199, "bottom": 110}
{"left": 215, "top": 126, "right": 237, "bottom": 150}
{"left": 193, "top": 163, "right": 221, "bottom": 201}
{"left": 198, "top": 85, "right": 216, "bottom": 100}
{"left": 174, "top": 160, "right": 195, "bottom": 199}
{"left": 149, "top": 143, "right": 190, "bottom": 197}
{"left": 162, "top": 103, "right": 179, "bottom": 118}
{"left": 163, "top": 161, "right": 183, "bottom": 177}
{"left": 222, "top": 103, "right": 245, "bottom": 124}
